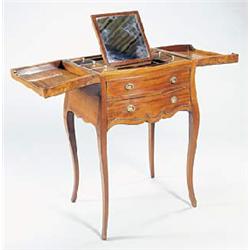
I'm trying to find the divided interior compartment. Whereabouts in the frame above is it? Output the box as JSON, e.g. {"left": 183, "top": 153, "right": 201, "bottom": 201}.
{"left": 63, "top": 49, "right": 186, "bottom": 74}
{"left": 63, "top": 55, "right": 106, "bottom": 74}
{"left": 11, "top": 60, "right": 99, "bottom": 98}
{"left": 158, "top": 44, "right": 238, "bottom": 66}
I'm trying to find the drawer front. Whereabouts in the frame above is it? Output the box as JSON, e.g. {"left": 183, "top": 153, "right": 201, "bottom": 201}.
{"left": 107, "top": 65, "right": 191, "bottom": 100}
{"left": 108, "top": 87, "right": 191, "bottom": 127}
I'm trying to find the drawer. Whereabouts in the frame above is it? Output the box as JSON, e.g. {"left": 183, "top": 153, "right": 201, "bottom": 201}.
{"left": 107, "top": 87, "right": 191, "bottom": 127}
{"left": 106, "top": 65, "right": 191, "bottom": 100}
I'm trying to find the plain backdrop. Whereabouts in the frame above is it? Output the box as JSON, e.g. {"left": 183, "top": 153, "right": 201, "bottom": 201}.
{"left": 3, "top": 1, "right": 248, "bottom": 250}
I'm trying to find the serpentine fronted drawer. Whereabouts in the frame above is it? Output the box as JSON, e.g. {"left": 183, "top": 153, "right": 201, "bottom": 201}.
{"left": 107, "top": 87, "right": 191, "bottom": 127}
{"left": 106, "top": 62, "right": 191, "bottom": 100}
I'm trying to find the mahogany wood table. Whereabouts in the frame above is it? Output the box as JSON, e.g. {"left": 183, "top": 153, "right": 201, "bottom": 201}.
{"left": 11, "top": 44, "right": 238, "bottom": 240}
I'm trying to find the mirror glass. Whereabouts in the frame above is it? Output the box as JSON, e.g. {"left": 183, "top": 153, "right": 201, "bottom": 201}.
{"left": 95, "top": 14, "right": 150, "bottom": 64}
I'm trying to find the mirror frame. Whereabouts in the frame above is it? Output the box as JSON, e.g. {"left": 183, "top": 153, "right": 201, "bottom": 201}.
{"left": 91, "top": 11, "right": 152, "bottom": 67}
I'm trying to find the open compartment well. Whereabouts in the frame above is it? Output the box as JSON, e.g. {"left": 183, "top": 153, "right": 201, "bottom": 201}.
{"left": 158, "top": 44, "right": 238, "bottom": 66}
{"left": 63, "top": 50, "right": 186, "bottom": 74}
{"left": 11, "top": 60, "right": 99, "bottom": 98}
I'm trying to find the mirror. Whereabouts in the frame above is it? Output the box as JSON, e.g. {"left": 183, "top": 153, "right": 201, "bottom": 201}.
{"left": 91, "top": 11, "right": 152, "bottom": 66}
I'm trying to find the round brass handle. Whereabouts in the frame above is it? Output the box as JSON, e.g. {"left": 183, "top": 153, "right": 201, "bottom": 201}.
{"left": 127, "top": 104, "right": 136, "bottom": 112}
{"left": 170, "top": 76, "right": 177, "bottom": 84}
{"left": 125, "top": 83, "right": 135, "bottom": 90}
{"left": 170, "top": 96, "right": 178, "bottom": 104}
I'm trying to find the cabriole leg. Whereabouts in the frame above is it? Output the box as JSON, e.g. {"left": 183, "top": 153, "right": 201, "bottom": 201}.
{"left": 187, "top": 104, "right": 200, "bottom": 207}
{"left": 96, "top": 126, "right": 109, "bottom": 240}
{"left": 64, "top": 110, "right": 79, "bottom": 203}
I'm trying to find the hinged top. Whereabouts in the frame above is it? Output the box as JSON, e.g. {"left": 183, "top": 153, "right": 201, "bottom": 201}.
{"left": 11, "top": 45, "right": 238, "bottom": 98}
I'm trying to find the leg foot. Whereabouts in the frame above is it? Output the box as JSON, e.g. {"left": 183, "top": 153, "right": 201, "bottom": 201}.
{"left": 190, "top": 196, "right": 197, "bottom": 207}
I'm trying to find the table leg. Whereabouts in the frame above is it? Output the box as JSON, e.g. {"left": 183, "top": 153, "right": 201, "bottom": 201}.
{"left": 96, "top": 126, "right": 109, "bottom": 240}
{"left": 64, "top": 110, "right": 79, "bottom": 203}
{"left": 187, "top": 104, "right": 200, "bottom": 207}
{"left": 148, "top": 123, "right": 155, "bottom": 178}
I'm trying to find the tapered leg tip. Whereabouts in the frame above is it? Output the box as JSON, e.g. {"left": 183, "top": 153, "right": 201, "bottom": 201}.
{"left": 101, "top": 234, "right": 107, "bottom": 240}
{"left": 191, "top": 199, "right": 197, "bottom": 207}
{"left": 189, "top": 193, "right": 197, "bottom": 207}
{"left": 71, "top": 195, "right": 77, "bottom": 203}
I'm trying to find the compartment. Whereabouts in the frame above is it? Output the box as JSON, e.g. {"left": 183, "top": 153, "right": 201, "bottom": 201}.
{"left": 11, "top": 60, "right": 99, "bottom": 98}
{"left": 158, "top": 44, "right": 238, "bottom": 66}
{"left": 63, "top": 55, "right": 109, "bottom": 75}
{"left": 62, "top": 50, "right": 186, "bottom": 75}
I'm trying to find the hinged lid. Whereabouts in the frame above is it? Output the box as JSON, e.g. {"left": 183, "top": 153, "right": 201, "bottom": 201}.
{"left": 11, "top": 60, "right": 99, "bottom": 98}
{"left": 91, "top": 11, "right": 152, "bottom": 67}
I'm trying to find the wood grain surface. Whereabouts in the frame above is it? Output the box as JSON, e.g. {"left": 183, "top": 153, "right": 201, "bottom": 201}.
{"left": 10, "top": 44, "right": 239, "bottom": 240}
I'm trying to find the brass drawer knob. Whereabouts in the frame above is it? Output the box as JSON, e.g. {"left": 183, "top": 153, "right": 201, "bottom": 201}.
{"left": 170, "top": 96, "right": 178, "bottom": 104}
{"left": 170, "top": 76, "right": 177, "bottom": 84}
{"left": 125, "top": 83, "right": 135, "bottom": 90}
{"left": 127, "top": 104, "right": 136, "bottom": 112}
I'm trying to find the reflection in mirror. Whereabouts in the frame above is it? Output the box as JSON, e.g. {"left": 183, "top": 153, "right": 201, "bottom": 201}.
{"left": 96, "top": 14, "right": 150, "bottom": 63}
